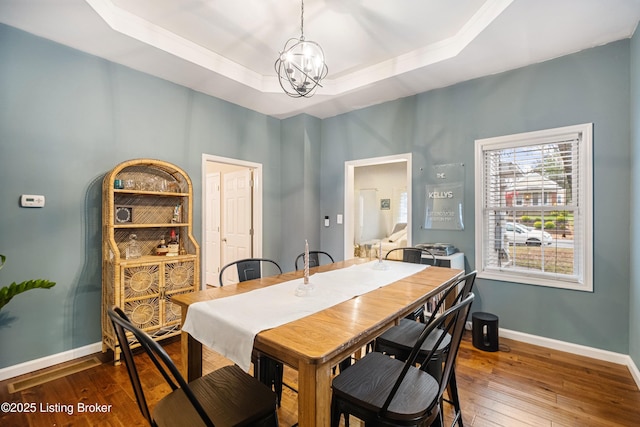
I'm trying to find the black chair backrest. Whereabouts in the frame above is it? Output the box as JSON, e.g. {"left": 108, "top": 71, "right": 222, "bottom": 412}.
{"left": 294, "top": 251, "right": 334, "bottom": 270}
{"left": 421, "top": 248, "right": 439, "bottom": 266}
{"left": 385, "top": 247, "right": 442, "bottom": 266}
{"left": 380, "top": 292, "right": 475, "bottom": 417}
{"left": 385, "top": 247, "right": 423, "bottom": 264}
{"left": 424, "top": 270, "right": 477, "bottom": 325}
{"left": 107, "top": 307, "right": 215, "bottom": 427}
{"left": 219, "top": 258, "right": 282, "bottom": 286}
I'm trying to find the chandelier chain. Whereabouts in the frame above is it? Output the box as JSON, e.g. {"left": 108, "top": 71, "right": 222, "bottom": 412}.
{"left": 300, "top": 0, "right": 305, "bottom": 39}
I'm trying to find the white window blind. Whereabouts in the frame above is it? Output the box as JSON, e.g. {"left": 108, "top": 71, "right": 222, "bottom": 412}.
{"left": 475, "top": 124, "right": 593, "bottom": 291}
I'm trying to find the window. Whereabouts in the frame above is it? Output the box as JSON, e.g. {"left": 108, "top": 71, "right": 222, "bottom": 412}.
{"left": 474, "top": 124, "right": 593, "bottom": 291}
{"left": 394, "top": 188, "right": 408, "bottom": 225}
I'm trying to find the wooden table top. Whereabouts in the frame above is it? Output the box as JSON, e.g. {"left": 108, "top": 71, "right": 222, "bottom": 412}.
{"left": 173, "top": 259, "right": 463, "bottom": 369}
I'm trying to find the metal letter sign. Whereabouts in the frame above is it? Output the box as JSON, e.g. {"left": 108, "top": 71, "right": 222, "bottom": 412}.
{"left": 424, "top": 163, "right": 464, "bottom": 230}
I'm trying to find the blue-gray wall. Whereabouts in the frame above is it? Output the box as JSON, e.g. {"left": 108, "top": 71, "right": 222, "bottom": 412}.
{"left": 0, "top": 21, "right": 637, "bottom": 369}
{"left": 0, "top": 25, "right": 283, "bottom": 368}
{"left": 321, "top": 40, "right": 632, "bottom": 354}
{"left": 630, "top": 26, "right": 640, "bottom": 368}
{"left": 280, "top": 114, "right": 322, "bottom": 271}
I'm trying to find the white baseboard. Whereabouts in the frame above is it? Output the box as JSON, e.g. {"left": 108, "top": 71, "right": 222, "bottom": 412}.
{"left": 0, "top": 342, "right": 103, "bottom": 382}
{"left": 627, "top": 353, "right": 640, "bottom": 389}
{"left": 500, "top": 328, "right": 640, "bottom": 389}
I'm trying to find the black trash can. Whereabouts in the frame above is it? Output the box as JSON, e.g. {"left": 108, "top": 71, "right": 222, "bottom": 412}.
{"left": 472, "top": 312, "right": 499, "bottom": 352}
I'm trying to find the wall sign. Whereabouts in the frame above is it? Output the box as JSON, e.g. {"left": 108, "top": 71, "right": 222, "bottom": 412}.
{"left": 424, "top": 163, "right": 464, "bottom": 230}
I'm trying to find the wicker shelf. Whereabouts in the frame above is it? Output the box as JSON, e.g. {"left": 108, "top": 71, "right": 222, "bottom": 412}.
{"left": 101, "top": 159, "right": 200, "bottom": 363}
{"left": 114, "top": 223, "right": 190, "bottom": 229}
{"left": 118, "top": 253, "right": 197, "bottom": 265}
{"left": 113, "top": 189, "right": 191, "bottom": 197}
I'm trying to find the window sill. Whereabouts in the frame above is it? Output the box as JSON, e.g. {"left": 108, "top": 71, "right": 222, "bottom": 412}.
{"left": 478, "top": 269, "right": 592, "bottom": 292}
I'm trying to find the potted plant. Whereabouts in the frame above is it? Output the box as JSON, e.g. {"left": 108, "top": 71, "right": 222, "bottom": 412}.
{"left": 0, "top": 254, "right": 56, "bottom": 311}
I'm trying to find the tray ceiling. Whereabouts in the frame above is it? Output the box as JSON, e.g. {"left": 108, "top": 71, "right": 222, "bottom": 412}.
{"left": 1, "top": 0, "right": 639, "bottom": 119}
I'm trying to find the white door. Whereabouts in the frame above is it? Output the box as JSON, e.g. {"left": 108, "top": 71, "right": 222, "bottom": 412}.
{"left": 221, "top": 168, "right": 253, "bottom": 285}
{"left": 205, "top": 173, "right": 221, "bottom": 285}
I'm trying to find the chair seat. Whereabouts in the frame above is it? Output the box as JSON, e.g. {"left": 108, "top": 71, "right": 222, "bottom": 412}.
{"left": 332, "top": 352, "right": 439, "bottom": 423}
{"left": 154, "top": 365, "right": 277, "bottom": 427}
{"left": 375, "top": 318, "right": 451, "bottom": 361}
{"left": 375, "top": 319, "right": 451, "bottom": 360}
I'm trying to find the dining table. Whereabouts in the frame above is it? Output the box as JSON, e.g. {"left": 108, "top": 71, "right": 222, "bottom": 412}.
{"left": 172, "top": 258, "right": 463, "bottom": 427}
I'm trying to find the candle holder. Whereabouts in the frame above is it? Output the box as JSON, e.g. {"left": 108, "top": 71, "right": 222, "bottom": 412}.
{"left": 372, "top": 240, "right": 389, "bottom": 270}
{"left": 372, "top": 259, "right": 389, "bottom": 270}
{"left": 295, "top": 281, "right": 316, "bottom": 296}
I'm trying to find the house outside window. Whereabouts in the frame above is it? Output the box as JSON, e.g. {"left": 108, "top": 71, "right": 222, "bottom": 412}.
{"left": 474, "top": 124, "right": 593, "bottom": 291}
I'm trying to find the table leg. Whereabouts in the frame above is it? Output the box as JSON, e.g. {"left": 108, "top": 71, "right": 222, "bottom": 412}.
{"left": 180, "top": 309, "right": 202, "bottom": 381}
{"left": 297, "top": 360, "right": 332, "bottom": 427}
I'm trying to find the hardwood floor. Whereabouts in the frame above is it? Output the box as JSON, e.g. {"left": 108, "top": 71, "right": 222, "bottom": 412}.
{"left": 1, "top": 332, "right": 639, "bottom": 427}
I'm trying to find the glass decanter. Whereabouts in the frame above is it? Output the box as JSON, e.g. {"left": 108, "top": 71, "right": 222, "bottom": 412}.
{"left": 127, "top": 233, "right": 142, "bottom": 259}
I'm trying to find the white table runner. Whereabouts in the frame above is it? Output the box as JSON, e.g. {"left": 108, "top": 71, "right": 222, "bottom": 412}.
{"left": 182, "top": 260, "right": 427, "bottom": 371}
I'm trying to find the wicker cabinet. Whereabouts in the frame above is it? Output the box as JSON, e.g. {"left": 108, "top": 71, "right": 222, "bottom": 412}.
{"left": 102, "top": 159, "right": 200, "bottom": 361}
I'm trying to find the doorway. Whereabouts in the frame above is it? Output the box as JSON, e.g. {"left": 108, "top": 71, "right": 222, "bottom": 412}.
{"left": 202, "top": 154, "right": 263, "bottom": 288}
{"left": 344, "top": 153, "right": 412, "bottom": 259}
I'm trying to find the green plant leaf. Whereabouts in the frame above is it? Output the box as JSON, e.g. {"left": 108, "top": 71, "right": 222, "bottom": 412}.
{"left": 0, "top": 254, "right": 56, "bottom": 311}
{"left": 0, "top": 279, "right": 56, "bottom": 311}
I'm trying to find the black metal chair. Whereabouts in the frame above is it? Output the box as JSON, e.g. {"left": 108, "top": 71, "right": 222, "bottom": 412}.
{"left": 385, "top": 246, "right": 438, "bottom": 265}
{"left": 294, "top": 250, "right": 334, "bottom": 270}
{"left": 107, "top": 306, "right": 278, "bottom": 427}
{"left": 218, "top": 257, "right": 285, "bottom": 406}
{"left": 331, "top": 292, "right": 474, "bottom": 427}
{"left": 385, "top": 247, "right": 424, "bottom": 264}
{"left": 218, "top": 258, "right": 282, "bottom": 286}
{"left": 374, "top": 271, "right": 477, "bottom": 427}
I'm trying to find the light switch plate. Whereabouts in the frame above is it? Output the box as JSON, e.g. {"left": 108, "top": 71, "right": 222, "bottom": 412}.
{"left": 20, "top": 194, "right": 45, "bottom": 208}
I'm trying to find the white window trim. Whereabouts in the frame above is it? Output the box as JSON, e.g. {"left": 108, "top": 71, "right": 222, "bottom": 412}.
{"left": 474, "top": 123, "right": 593, "bottom": 291}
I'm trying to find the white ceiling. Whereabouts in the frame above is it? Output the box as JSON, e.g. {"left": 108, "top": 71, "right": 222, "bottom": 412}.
{"left": 1, "top": 0, "right": 640, "bottom": 119}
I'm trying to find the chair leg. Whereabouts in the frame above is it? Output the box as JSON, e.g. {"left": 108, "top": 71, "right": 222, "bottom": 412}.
{"left": 366, "top": 340, "right": 374, "bottom": 354}
{"left": 330, "top": 398, "right": 341, "bottom": 427}
{"left": 338, "top": 357, "right": 352, "bottom": 372}
{"left": 256, "top": 355, "right": 283, "bottom": 407}
{"left": 254, "top": 354, "right": 262, "bottom": 380}
{"left": 429, "top": 410, "right": 444, "bottom": 427}
{"left": 274, "top": 361, "right": 283, "bottom": 407}
{"left": 446, "top": 368, "right": 464, "bottom": 427}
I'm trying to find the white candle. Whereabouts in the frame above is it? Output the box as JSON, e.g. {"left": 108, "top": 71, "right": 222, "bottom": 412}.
{"left": 304, "top": 239, "right": 309, "bottom": 284}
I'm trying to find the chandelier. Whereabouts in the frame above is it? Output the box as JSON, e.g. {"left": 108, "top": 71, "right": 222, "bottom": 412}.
{"left": 274, "top": 0, "right": 328, "bottom": 97}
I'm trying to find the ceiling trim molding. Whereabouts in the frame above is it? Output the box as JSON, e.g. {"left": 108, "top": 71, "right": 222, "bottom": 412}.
{"left": 85, "top": 0, "right": 275, "bottom": 92}
{"left": 327, "top": 0, "right": 514, "bottom": 95}
{"left": 85, "top": 0, "right": 513, "bottom": 97}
